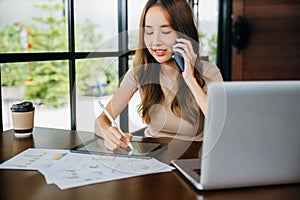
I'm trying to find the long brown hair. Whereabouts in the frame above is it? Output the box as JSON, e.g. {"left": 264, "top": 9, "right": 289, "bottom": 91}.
{"left": 134, "top": 0, "right": 205, "bottom": 125}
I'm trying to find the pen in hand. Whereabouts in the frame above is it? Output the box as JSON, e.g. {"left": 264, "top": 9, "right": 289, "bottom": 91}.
{"left": 98, "top": 100, "right": 134, "bottom": 151}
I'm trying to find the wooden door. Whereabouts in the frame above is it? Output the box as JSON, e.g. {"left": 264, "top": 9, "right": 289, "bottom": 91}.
{"left": 231, "top": 0, "right": 300, "bottom": 80}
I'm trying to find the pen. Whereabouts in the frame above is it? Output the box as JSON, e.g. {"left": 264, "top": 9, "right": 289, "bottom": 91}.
{"left": 98, "top": 100, "right": 134, "bottom": 151}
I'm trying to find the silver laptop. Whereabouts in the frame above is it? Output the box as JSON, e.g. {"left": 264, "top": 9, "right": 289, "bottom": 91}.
{"left": 171, "top": 81, "right": 300, "bottom": 190}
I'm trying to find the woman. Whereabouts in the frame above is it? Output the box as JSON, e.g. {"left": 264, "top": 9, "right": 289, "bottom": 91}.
{"left": 95, "top": 0, "right": 223, "bottom": 150}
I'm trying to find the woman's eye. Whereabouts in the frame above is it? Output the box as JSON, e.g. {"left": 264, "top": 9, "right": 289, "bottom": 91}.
{"left": 161, "top": 28, "right": 172, "bottom": 34}
{"left": 144, "top": 27, "right": 153, "bottom": 35}
{"left": 162, "top": 31, "right": 171, "bottom": 34}
{"left": 145, "top": 31, "right": 153, "bottom": 35}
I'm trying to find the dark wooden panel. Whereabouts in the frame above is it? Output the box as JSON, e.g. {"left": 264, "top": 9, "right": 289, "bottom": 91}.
{"left": 245, "top": 44, "right": 300, "bottom": 57}
{"left": 231, "top": 0, "right": 244, "bottom": 81}
{"left": 248, "top": 32, "right": 300, "bottom": 45}
{"left": 244, "top": 57, "right": 300, "bottom": 69}
{"left": 243, "top": 57, "right": 300, "bottom": 80}
{"left": 245, "top": 5, "right": 300, "bottom": 18}
{"left": 245, "top": 0, "right": 300, "bottom": 6}
{"left": 232, "top": 0, "right": 300, "bottom": 80}
{"left": 247, "top": 18, "right": 300, "bottom": 32}
{"left": 244, "top": 70, "right": 300, "bottom": 80}
{"left": 243, "top": 70, "right": 300, "bottom": 80}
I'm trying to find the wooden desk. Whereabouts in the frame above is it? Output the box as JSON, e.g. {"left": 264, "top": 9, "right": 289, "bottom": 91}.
{"left": 1, "top": 127, "right": 299, "bottom": 200}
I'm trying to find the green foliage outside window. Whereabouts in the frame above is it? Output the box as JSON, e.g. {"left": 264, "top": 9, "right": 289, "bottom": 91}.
{"left": 24, "top": 1, "right": 69, "bottom": 107}
{"left": 208, "top": 33, "right": 218, "bottom": 65}
{"left": 0, "top": 23, "right": 30, "bottom": 87}
{"left": 0, "top": 0, "right": 116, "bottom": 107}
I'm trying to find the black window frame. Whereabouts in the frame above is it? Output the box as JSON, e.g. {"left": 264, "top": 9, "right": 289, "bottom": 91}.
{"left": 0, "top": 0, "right": 129, "bottom": 132}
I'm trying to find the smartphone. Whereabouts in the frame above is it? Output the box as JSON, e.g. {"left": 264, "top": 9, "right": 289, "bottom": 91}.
{"left": 172, "top": 52, "right": 184, "bottom": 72}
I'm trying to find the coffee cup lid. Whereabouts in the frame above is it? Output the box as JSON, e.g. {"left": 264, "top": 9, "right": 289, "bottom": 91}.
{"left": 11, "top": 101, "right": 35, "bottom": 112}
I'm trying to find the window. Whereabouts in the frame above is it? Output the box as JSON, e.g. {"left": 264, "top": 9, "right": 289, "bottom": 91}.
{"left": 0, "top": 0, "right": 123, "bottom": 132}
{"left": 0, "top": 0, "right": 68, "bottom": 53}
{"left": 76, "top": 57, "right": 119, "bottom": 132}
{"left": 0, "top": 0, "right": 70, "bottom": 131}
{"left": 1, "top": 0, "right": 219, "bottom": 132}
{"left": 75, "top": 0, "right": 118, "bottom": 52}
{"left": 198, "top": 0, "right": 219, "bottom": 64}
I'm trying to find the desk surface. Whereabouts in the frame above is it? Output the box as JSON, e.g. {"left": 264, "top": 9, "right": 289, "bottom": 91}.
{"left": 1, "top": 127, "right": 299, "bottom": 200}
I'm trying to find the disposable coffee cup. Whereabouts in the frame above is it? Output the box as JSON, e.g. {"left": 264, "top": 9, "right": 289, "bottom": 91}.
{"left": 10, "top": 101, "right": 35, "bottom": 138}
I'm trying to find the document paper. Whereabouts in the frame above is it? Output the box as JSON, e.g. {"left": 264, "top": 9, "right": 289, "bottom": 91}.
{"left": 0, "top": 148, "right": 173, "bottom": 190}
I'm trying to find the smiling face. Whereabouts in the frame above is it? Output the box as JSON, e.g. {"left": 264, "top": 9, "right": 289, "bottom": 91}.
{"left": 143, "top": 6, "right": 178, "bottom": 64}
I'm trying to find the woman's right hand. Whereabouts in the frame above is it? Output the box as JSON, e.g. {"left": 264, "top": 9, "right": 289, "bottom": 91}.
{"left": 94, "top": 87, "right": 135, "bottom": 151}
{"left": 102, "top": 126, "right": 132, "bottom": 151}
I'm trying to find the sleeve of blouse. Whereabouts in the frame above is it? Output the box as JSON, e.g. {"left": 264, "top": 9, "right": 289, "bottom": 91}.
{"left": 201, "top": 61, "right": 223, "bottom": 92}
{"left": 119, "top": 67, "right": 139, "bottom": 93}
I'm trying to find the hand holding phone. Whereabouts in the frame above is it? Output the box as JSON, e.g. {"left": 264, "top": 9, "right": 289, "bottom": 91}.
{"left": 172, "top": 52, "right": 184, "bottom": 72}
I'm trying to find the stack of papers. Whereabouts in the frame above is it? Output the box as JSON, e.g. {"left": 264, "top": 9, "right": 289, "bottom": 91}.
{"left": 0, "top": 148, "right": 174, "bottom": 190}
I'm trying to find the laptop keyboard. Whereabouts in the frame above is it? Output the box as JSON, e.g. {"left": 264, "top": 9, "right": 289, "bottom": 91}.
{"left": 193, "top": 169, "right": 201, "bottom": 175}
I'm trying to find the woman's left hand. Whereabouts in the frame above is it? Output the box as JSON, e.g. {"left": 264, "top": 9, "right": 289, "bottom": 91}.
{"left": 172, "top": 38, "right": 198, "bottom": 81}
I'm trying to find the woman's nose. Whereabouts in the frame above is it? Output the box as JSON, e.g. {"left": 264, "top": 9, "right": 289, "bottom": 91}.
{"left": 152, "top": 31, "right": 162, "bottom": 46}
